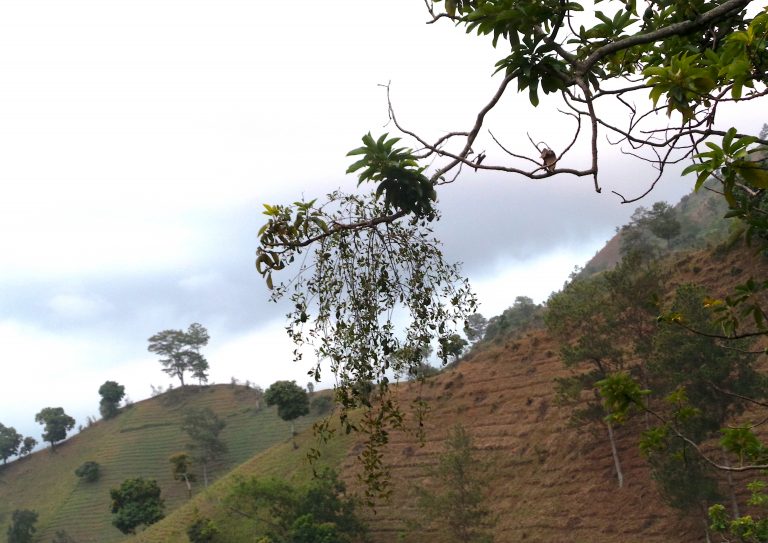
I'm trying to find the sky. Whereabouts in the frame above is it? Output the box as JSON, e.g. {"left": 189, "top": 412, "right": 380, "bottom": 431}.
{"left": 0, "top": 0, "right": 761, "bottom": 443}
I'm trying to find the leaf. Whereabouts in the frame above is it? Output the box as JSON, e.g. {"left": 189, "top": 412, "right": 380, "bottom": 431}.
{"left": 734, "top": 161, "right": 768, "bottom": 188}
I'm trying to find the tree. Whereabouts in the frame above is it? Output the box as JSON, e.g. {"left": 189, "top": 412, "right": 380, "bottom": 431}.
{"left": 464, "top": 313, "right": 488, "bottom": 344}
{"left": 438, "top": 333, "right": 469, "bottom": 363}
{"left": 0, "top": 423, "right": 22, "bottom": 464}
{"left": 34, "top": 407, "right": 75, "bottom": 450}
{"left": 547, "top": 254, "right": 664, "bottom": 488}
{"left": 147, "top": 322, "right": 210, "bottom": 387}
{"left": 51, "top": 530, "right": 77, "bottom": 543}
{"left": 98, "top": 380, "right": 125, "bottom": 420}
{"left": 169, "top": 452, "right": 196, "bottom": 498}
{"left": 225, "top": 469, "right": 365, "bottom": 543}
{"left": 18, "top": 437, "right": 36, "bottom": 458}
{"left": 254, "top": 0, "right": 768, "bottom": 498}
{"left": 645, "top": 202, "right": 682, "bottom": 246}
{"left": 109, "top": 477, "right": 165, "bottom": 534}
{"left": 264, "top": 381, "right": 310, "bottom": 449}
{"left": 415, "top": 424, "right": 494, "bottom": 543}
{"left": 6, "top": 509, "right": 38, "bottom": 543}
{"left": 186, "top": 515, "right": 219, "bottom": 543}
{"left": 181, "top": 408, "right": 227, "bottom": 487}
{"left": 74, "top": 460, "right": 100, "bottom": 483}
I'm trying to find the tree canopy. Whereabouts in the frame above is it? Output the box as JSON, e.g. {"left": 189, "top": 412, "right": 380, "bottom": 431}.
{"left": 264, "top": 380, "right": 310, "bottom": 448}
{"left": 147, "top": 323, "right": 210, "bottom": 387}
{"left": 98, "top": 380, "right": 125, "bottom": 419}
{"left": 0, "top": 423, "right": 22, "bottom": 464}
{"left": 181, "top": 407, "right": 227, "bottom": 487}
{"left": 109, "top": 477, "right": 165, "bottom": 534}
{"left": 6, "top": 509, "right": 37, "bottom": 543}
{"left": 254, "top": 0, "right": 768, "bottom": 501}
{"left": 34, "top": 407, "right": 75, "bottom": 450}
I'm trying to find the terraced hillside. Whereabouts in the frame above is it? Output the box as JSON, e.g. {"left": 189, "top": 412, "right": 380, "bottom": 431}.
{"left": 136, "top": 409, "right": 358, "bottom": 542}
{"left": 0, "top": 384, "right": 320, "bottom": 542}
{"left": 338, "top": 240, "right": 768, "bottom": 543}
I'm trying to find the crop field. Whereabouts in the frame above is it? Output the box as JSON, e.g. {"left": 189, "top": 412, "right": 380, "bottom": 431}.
{"left": 0, "top": 384, "right": 320, "bottom": 542}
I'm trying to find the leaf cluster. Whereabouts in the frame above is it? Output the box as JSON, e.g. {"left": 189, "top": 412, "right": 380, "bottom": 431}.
{"left": 347, "top": 133, "right": 436, "bottom": 219}
{"left": 109, "top": 477, "right": 165, "bottom": 535}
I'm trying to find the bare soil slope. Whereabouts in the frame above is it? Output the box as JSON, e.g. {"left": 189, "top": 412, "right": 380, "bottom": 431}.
{"left": 343, "top": 241, "right": 768, "bottom": 543}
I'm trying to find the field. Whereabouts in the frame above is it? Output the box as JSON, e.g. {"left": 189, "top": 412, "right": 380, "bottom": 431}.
{"left": 0, "top": 384, "right": 321, "bottom": 542}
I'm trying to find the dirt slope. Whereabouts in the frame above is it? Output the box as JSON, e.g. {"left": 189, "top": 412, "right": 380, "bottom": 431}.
{"left": 342, "top": 241, "right": 768, "bottom": 543}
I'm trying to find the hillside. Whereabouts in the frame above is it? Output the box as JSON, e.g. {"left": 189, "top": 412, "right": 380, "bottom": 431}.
{"left": 340, "top": 239, "right": 768, "bottom": 543}
{"left": 132, "top": 239, "right": 768, "bottom": 543}
{"left": 0, "top": 384, "right": 321, "bottom": 543}
{"left": 3, "top": 192, "right": 767, "bottom": 543}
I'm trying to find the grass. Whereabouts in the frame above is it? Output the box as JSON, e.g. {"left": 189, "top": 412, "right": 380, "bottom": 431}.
{"left": 0, "top": 384, "right": 324, "bottom": 543}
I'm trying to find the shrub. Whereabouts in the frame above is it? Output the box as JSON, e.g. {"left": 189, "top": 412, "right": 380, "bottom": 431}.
{"left": 74, "top": 461, "right": 100, "bottom": 483}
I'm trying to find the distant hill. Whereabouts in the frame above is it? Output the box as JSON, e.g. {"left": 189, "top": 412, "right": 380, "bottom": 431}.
{"left": 0, "top": 384, "right": 321, "bottom": 543}
{"left": 582, "top": 183, "right": 730, "bottom": 276}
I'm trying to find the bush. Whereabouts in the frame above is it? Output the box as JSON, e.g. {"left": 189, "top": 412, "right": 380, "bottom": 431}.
{"left": 186, "top": 516, "right": 219, "bottom": 543}
{"left": 74, "top": 461, "right": 100, "bottom": 483}
{"left": 311, "top": 395, "right": 334, "bottom": 415}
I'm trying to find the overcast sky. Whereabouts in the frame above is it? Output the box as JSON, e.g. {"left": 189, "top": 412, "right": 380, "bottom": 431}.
{"left": 0, "top": 0, "right": 761, "bottom": 443}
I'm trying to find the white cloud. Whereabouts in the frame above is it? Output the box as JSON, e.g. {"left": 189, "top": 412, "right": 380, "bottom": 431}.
{"left": 48, "top": 293, "right": 112, "bottom": 320}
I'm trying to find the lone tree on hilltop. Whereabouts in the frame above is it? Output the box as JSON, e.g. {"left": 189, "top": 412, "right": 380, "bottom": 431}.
{"left": 109, "top": 477, "right": 165, "bottom": 534}
{"left": 98, "top": 380, "right": 125, "bottom": 419}
{"left": 34, "top": 407, "right": 75, "bottom": 450}
{"left": 254, "top": 0, "right": 768, "bottom": 500}
{"left": 0, "top": 423, "right": 22, "bottom": 464}
{"left": 264, "top": 380, "right": 309, "bottom": 449}
{"left": 181, "top": 408, "right": 227, "bottom": 487}
{"left": 147, "top": 322, "right": 210, "bottom": 388}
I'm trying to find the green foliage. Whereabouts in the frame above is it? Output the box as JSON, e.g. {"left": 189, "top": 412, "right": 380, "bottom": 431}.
{"left": 109, "top": 477, "right": 165, "bottom": 534}
{"left": 74, "top": 460, "right": 100, "bottom": 483}
{"left": 98, "top": 381, "right": 125, "bottom": 420}
{"left": 438, "top": 333, "right": 468, "bottom": 362}
{"left": 225, "top": 469, "right": 366, "bottom": 543}
{"left": 186, "top": 515, "right": 219, "bottom": 543}
{"left": 463, "top": 313, "right": 488, "bottom": 343}
{"left": 649, "top": 441, "right": 721, "bottom": 513}
{"left": 720, "top": 427, "right": 765, "bottom": 466}
{"left": 147, "top": 323, "right": 210, "bottom": 387}
{"left": 483, "top": 296, "right": 543, "bottom": 342}
{"left": 310, "top": 395, "right": 334, "bottom": 416}
{"left": 0, "top": 423, "right": 22, "bottom": 464}
{"left": 34, "top": 407, "right": 75, "bottom": 450}
{"left": 415, "top": 424, "right": 494, "bottom": 543}
{"left": 264, "top": 381, "right": 310, "bottom": 424}
{"left": 181, "top": 408, "right": 227, "bottom": 486}
{"left": 18, "top": 437, "right": 36, "bottom": 458}
{"left": 51, "top": 529, "right": 77, "bottom": 543}
{"left": 620, "top": 201, "right": 682, "bottom": 258}
{"left": 346, "top": 133, "right": 436, "bottom": 219}
{"left": 6, "top": 509, "right": 37, "bottom": 543}
{"left": 651, "top": 284, "right": 765, "bottom": 440}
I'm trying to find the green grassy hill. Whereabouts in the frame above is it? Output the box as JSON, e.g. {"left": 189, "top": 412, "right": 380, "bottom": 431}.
{"left": 135, "top": 412, "right": 357, "bottom": 543}
{"left": 0, "top": 384, "right": 322, "bottom": 543}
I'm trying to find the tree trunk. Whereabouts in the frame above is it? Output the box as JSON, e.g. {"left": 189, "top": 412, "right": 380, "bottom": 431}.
{"left": 606, "top": 419, "right": 624, "bottom": 488}
{"left": 291, "top": 421, "right": 297, "bottom": 449}
{"left": 183, "top": 474, "right": 192, "bottom": 498}
{"left": 701, "top": 504, "right": 712, "bottom": 543}
{"left": 721, "top": 447, "right": 740, "bottom": 518}
{"left": 202, "top": 462, "right": 208, "bottom": 488}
